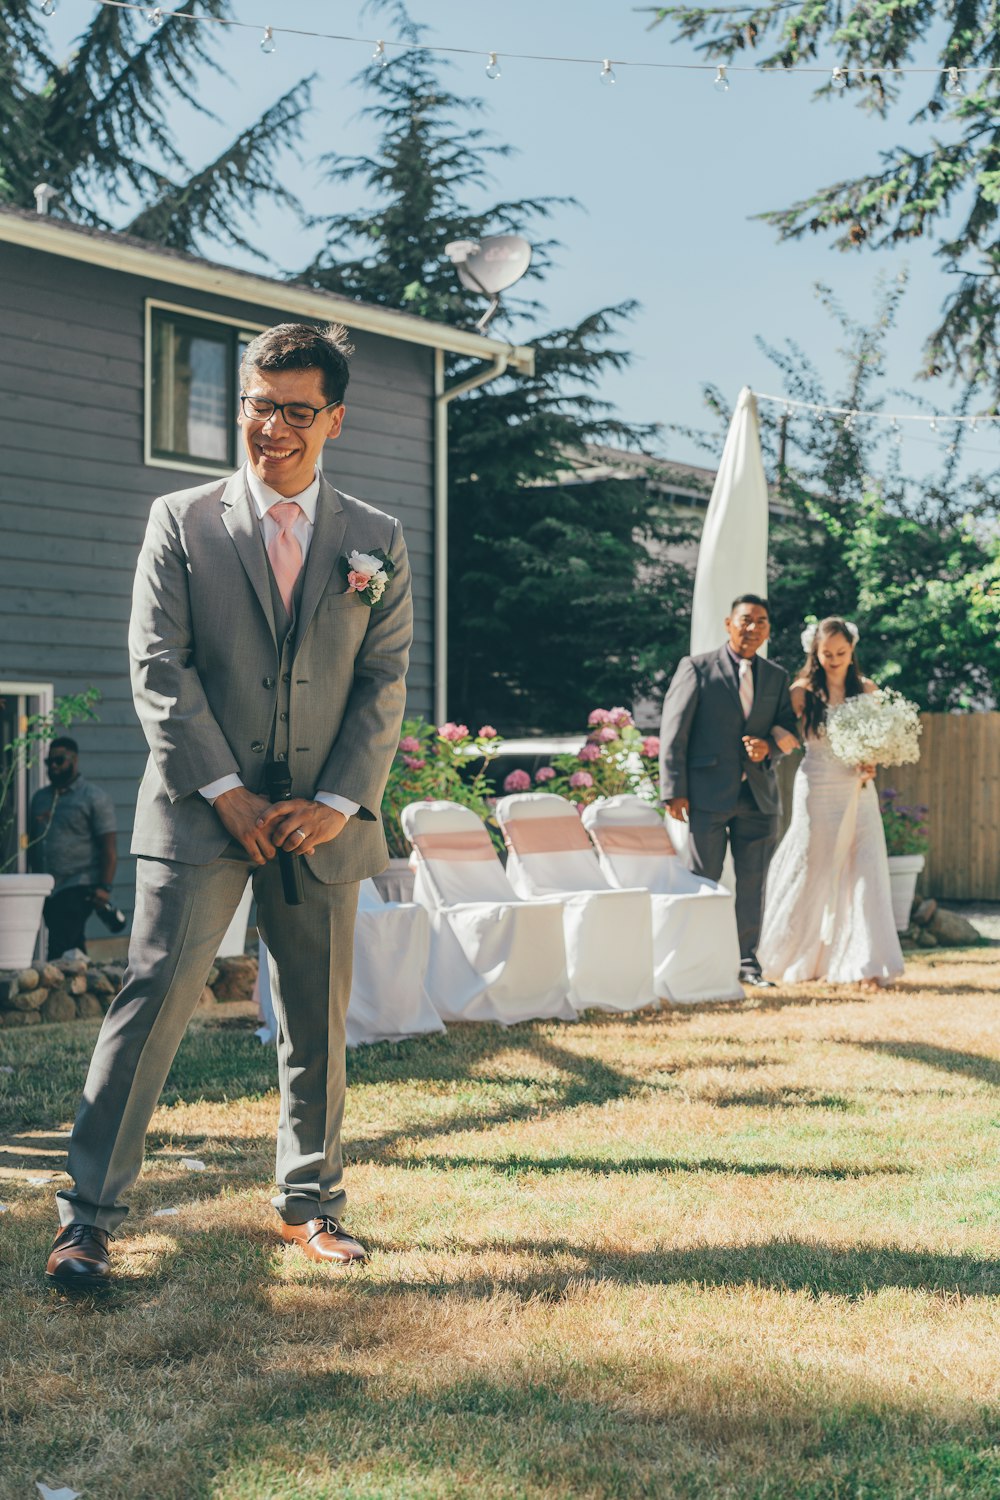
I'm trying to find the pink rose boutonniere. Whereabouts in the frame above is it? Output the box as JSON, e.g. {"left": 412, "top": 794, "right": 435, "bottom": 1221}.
{"left": 340, "top": 547, "right": 396, "bottom": 608}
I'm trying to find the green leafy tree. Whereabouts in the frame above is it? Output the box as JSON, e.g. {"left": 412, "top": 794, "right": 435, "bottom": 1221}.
{"left": 303, "top": 3, "right": 693, "bottom": 730}
{"left": 648, "top": 3, "right": 1000, "bottom": 402}
{"left": 674, "top": 275, "right": 1000, "bottom": 708}
{"left": 0, "top": 0, "right": 310, "bottom": 257}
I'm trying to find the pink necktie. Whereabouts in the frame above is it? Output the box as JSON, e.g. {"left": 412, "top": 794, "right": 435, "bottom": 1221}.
{"left": 739, "top": 658, "right": 754, "bottom": 718}
{"left": 267, "top": 501, "right": 304, "bottom": 616}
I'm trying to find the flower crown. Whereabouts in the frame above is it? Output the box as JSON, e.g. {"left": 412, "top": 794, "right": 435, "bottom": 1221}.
{"left": 801, "top": 618, "right": 860, "bottom": 656}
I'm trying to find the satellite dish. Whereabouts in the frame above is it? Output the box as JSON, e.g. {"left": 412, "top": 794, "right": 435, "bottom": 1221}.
{"left": 444, "top": 234, "right": 532, "bottom": 332}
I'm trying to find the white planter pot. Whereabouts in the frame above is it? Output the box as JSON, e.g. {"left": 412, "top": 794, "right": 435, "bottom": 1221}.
{"left": 0, "top": 873, "right": 55, "bottom": 969}
{"left": 372, "top": 856, "right": 415, "bottom": 906}
{"left": 887, "top": 854, "right": 926, "bottom": 932}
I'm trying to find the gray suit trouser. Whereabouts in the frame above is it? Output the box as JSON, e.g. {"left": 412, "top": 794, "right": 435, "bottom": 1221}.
{"left": 56, "top": 849, "right": 359, "bottom": 1231}
{"left": 687, "top": 783, "right": 779, "bottom": 975}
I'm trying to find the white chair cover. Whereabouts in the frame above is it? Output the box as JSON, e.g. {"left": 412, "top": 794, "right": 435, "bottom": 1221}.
{"left": 401, "top": 800, "right": 573, "bottom": 1025}
{"left": 582, "top": 795, "right": 742, "bottom": 1004}
{"left": 347, "top": 879, "right": 443, "bottom": 1047}
{"left": 255, "top": 883, "right": 443, "bottom": 1050}
{"left": 495, "top": 792, "right": 656, "bottom": 1014}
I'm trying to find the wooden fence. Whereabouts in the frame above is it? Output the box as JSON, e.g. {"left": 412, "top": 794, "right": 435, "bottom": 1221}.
{"left": 776, "top": 713, "right": 1000, "bottom": 901}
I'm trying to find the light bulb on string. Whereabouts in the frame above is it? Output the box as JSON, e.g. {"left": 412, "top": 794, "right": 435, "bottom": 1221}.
{"left": 600, "top": 59, "right": 616, "bottom": 86}
{"left": 714, "top": 65, "right": 729, "bottom": 94}
{"left": 147, "top": 6, "right": 164, "bottom": 25}
{"left": 970, "top": 419, "right": 978, "bottom": 434}
{"left": 929, "top": 417, "right": 938, "bottom": 432}
{"left": 486, "top": 52, "right": 501, "bottom": 81}
{"left": 372, "top": 39, "right": 388, "bottom": 68}
{"left": 260, "top": 25, "right": 276, "bottom": 55}
{"left": 890, "top": 418, "right": 903, "bottom": 446}
{"left": 946, "top": 66, "right": 964, "bottom": 97}
{"left": 831, "top": 66, "right": 848, "bottom": 90}
{"left": 40, "top": 0, "right": 56, "bottom": 14}
{"left": 843, "top": 412, "right": 855, "bottom": 432}
{"left": 947, "top": 440, "right": 958, "bottom": 456}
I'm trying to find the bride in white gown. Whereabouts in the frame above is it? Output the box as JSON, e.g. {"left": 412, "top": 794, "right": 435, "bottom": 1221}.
{"left": 758, "top": 617, "right": 904, "bottom": 987}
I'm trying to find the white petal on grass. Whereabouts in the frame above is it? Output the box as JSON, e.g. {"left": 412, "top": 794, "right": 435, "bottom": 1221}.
{"left": 152, "top": 1207, "right": 180, "bottom": 1217}
{"left": 181, "top": 1157, "right": 206, "bottom": 1171}
{"left": 26, "top": 1175, "right": 53, "bottom": 1186}
{"left": 37, "top": 1484, "right": 81, "bottom": 1500}
{"left": 0, "top": 1065, "right": 14, "bottom": 1074}
{"left": 0, "top": 1203, "right": 9, "bottom": 1213}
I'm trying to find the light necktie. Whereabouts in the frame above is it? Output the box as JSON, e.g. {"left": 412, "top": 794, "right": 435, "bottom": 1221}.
{"left": 267, "top": 501, "right": 304, "bottom": 616}
{"left": 739, "top": 657, "right": 754, "bottom": 718}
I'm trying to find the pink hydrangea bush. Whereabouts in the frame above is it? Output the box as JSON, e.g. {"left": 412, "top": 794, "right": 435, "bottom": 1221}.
{"left": 503, "top": 768, "right": 532, "bottom": 793}
{"left": 544, "top": 706, "right": 661, "bottom": 808}
{"left": 382, "top": 718, "right": 505, "bottom": 857}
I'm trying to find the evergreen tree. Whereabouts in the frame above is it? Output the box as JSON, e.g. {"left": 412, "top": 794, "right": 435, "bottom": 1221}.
{"left": 649, "top": 3, "right": 1000, "bottom": 403}
{"left": 303, "top": 5, "right": 693, "bottom": 731}
{"left": 674, "top": 276, "right": 1000, "bottom": 709}
{"left": 0, "top": 0, "right": 310, "bottom": 257}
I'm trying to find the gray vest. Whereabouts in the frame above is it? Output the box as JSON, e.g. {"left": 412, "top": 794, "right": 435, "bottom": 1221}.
{"left": 264, "top": 551, "right": 307, "bottom": 769}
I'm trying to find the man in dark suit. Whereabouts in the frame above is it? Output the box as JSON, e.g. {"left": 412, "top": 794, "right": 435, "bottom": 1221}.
{"left": 658, "top": 594, "right": 798, "bottom": 987}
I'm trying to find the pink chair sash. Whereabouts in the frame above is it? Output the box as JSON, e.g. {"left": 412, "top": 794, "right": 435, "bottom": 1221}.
{"left": 504, "top": 816, "right": 593, "bottom": 856}
{"left": 412, "top": 830, "right": 495, "bottom": 862}
{"left": 592, "top": 823, "right": 675, "bottom": 856}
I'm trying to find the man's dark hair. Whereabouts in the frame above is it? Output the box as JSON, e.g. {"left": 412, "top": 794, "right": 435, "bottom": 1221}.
{"left": 240, "top": 322, "right": 355, "bottom": 405}
{"left": 49, "top": 736, "right": 78, "bottom": 754}
{"left": 730, "top": 593, "right": 769, "bottom": 616}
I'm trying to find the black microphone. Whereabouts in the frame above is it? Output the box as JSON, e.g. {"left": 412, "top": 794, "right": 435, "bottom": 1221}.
{"left": 264, "top": 761, "right": 305, "bottom": 906}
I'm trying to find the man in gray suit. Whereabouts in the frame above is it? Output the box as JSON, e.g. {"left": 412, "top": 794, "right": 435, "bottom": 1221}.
{"left": 46, "top": 322, "right": 412, "bottom": 1288}
{"left": 659, "top": 595, "right": 798, "bottom": 988}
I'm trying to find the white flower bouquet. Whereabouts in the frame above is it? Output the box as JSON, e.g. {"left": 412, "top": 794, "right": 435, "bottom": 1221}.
{"left": 825, "top": 688, "right": 922, "bottom": 769}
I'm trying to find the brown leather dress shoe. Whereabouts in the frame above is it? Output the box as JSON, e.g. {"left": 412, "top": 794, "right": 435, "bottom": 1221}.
{"left": 46, "top": 1223, "right": 112, "bottom": 1289}
{"left": 279, "top": 1216, "right": 367, "bottom": 1264}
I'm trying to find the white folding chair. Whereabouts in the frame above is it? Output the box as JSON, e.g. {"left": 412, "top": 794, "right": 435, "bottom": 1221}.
{"left": 582, "top": 796, "right": 742, "bottom": 1003}
{"left": 495, "top": 792, "right": 656, "bottom": 1014}
{"left": 346, "top": 879, "right": 444, "bottom": 1046}
{"left": 401, "top": 800, "right": 573, "bottom": 1025}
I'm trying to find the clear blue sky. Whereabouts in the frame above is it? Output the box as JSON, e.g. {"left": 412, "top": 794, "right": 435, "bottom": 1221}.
{"left": 50, "top": 2, "right": 985, "bottom": 475}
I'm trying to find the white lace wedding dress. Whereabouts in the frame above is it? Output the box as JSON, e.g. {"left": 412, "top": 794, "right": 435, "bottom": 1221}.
{"left": 758, "top": 732, "right": 904, "bottom": 985}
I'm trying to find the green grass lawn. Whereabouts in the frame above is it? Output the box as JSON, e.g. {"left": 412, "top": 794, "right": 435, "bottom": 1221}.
{"left": 1, "top": 948, "right": 998, "bottom": 1499}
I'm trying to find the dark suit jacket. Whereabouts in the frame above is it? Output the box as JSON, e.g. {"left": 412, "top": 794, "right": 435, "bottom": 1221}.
{"left": 658, "top": 646, "right": 797, "bottom": 816}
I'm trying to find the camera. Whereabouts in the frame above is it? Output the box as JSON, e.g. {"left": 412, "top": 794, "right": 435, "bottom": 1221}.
{"left": 88, "top": 889, "right": 127, "bottom": 934}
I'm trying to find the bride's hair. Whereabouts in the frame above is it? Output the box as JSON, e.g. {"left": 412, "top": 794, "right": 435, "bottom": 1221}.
{"left": 800, "top": 617, "right": 863, "bottom": 737}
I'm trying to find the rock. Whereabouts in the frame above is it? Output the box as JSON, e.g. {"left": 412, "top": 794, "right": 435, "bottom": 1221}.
{"left": 57, "top": 957, "right": 89, "bottom": 975}
{"left": 75, "top": 993, "right": 104, "bottom": 1020}
{"left": 16, "top": 968, "right": 39, "bottom": 992}
{"left": 58, "top": 948, "right": 89, "bottom": 965}
{"left": 0, "top": 976, "right": 19, "bottom": 1006}
{"left": 917, "top": 929, "right": 938, "bottom": 948}
{"left": 41, "top": 989, "right": 78, "bottom": 1024}
{"left": 40, "top": 963, "right": 64, "bottom": 988}
{"left": 0, "top": 1008, "right": 41, "bottom": 1027}
{"left": 66, "top": 974, "right": 88, "bottom": 995}
{"left": 212, "top": 956, "right": 257, "bottom": 1002}
{"left": 206, "top": 965, "right": 220, "bottom": 988}
{"left": 912, "top": 898, "right": 937, "bottom": 928}
{"left": 88, "top": 971, "right": 116, "bottom": 997}
{"left": 196, "top": 986, "right": 216, "bottom": 1010}
{"left": 9, "top": 986, "right": 48, "bottom": 1013}
{"left": 928, "top": 907, "right": 981, "bottom": 947}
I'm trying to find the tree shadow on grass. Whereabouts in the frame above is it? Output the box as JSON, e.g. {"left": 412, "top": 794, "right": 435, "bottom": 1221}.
{"left": 851, "top": 1041, "right": 1000, "bottom": 1089}
{"left": 390, "top": 1153, "right": 910, "bottom": 1181}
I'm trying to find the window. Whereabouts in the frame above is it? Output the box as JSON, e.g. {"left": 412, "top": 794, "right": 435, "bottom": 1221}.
{"left": 0, "top": 683, "right": 54, "bottom": 875}
{"left": 146, "top": 302, "right": 259, "bottom": 474}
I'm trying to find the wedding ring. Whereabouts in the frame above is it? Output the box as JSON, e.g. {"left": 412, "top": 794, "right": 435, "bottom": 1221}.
{"left": 292, "top": 828, "right": 307, "bottom": 845}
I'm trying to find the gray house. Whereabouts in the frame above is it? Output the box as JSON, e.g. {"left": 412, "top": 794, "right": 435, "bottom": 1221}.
{"left": 0, "top": 205, "right": 532, "bottom": 926}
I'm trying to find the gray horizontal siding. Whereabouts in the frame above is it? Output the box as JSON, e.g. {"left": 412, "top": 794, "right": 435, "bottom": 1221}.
{"left": 0, "top": 239, "right": 437, "bottom": 929}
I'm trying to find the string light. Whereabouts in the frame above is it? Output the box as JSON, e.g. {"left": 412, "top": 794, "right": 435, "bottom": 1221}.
{"left": 486, "top": 51, "right": 501, "bottom": 81}
{"left": 40, "top": 0, "right": 56, "bottom": 14}
{"left": 843, "top": 412, "right": 856, "bottom": 431}
{"left": 714, "top": 65, "right": 730, "bottom": 93}
{"left": 260, "top": 24, "right": 275, "bottom": 55}
{"left": 600, "top": 59, "right": 616, "bottom": 86}
{"left": 757, "top": 392, "right": 999, "bottom": 437}
{"left": 831, "top": 66, "right": 848, "bottom": 90}
{"left": 372, "top": 39, "right": 388, "bottom": 68}
{"left": 147, "top": 5, "right": 163, "bottom": 24}
{"left": 946, "top": 66, "right": 964, "bottom": 96}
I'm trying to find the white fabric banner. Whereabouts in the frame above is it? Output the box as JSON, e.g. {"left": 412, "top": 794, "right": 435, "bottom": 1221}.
{"left": 690, "top": 385, "right": 769, "bottom": 656}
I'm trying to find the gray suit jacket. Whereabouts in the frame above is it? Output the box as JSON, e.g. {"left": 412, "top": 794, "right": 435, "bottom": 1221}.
{"left": 658, "top": 646, "right": 797, "bottom": 816}
{"left": 129, "top": 468, "right": 412, "bottom": 883}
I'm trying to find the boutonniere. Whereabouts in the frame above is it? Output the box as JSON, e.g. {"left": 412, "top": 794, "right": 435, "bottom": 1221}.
{"left": 340, "top": 548, "right": 395, "bottom": 608}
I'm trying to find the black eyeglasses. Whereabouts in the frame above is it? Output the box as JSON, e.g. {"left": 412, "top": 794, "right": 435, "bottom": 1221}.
{"left": 239, "top": 393, "right": 342, "bottom": 430}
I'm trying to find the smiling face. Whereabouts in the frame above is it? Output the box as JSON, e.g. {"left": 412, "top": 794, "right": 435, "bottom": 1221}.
{"left": 725, "top": 602, "right": 770, "bottom": 659}
{"left": 239, "top": 366, "right": 345, "bottom": 496}
{"left": 816, "top": 628, "right": 854, "bottom": 679}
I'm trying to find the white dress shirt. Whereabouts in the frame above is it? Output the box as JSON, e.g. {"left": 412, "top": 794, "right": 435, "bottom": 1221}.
{"left": 199, "top": 465, "right": 359, "bottom": 820}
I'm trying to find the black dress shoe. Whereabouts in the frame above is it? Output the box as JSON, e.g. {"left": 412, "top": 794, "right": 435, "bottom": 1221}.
{"left": 739, "top": 971, "right": 776, "bottom": 989}
{"left": 46, "top": 1223, "right": 112, "bottom": 1289}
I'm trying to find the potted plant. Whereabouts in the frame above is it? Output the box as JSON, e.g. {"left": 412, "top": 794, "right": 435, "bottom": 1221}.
{"left": 377, "top": 719, "right": 504, "bottom": 901}
{"left": 0, "top": 689, "right": 100, "bottom": 969}
{"left": 880, "top": 789, "right": 930, "bottom": 931}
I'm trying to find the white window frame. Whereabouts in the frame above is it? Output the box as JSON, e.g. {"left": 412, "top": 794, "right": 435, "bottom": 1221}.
{"left": 1, "top": 681, "right": 55, "bottom": 876}
{"left": 144, "top": 298, "right": 265, "bottom": 478}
